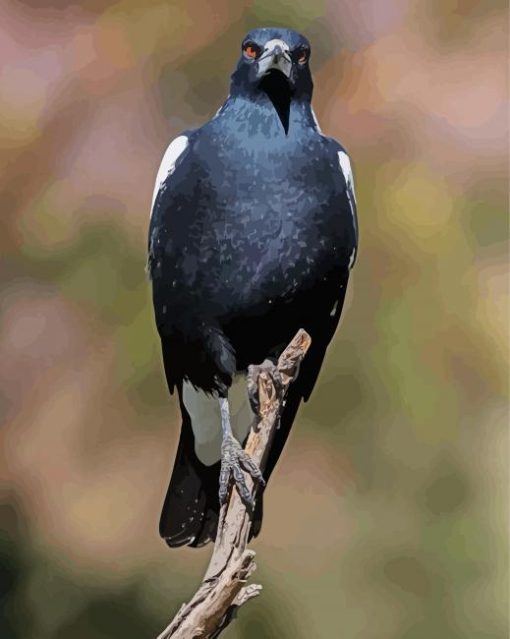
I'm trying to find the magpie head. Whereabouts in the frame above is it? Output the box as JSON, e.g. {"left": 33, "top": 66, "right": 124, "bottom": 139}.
{"left": 231, "top": 27, "right": 313, "bottom": 103}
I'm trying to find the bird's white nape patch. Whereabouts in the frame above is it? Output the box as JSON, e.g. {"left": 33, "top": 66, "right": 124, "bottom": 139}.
{"left": 150, "top": 135, "right": 189, "bottom": 214}
{"left": 182, "top": 375, "right": 255, "bottom": 466}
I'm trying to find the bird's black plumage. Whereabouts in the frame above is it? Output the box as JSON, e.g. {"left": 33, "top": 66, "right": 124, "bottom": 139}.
{"left": 149, "top": 27, "right": 358, "bottom": 547}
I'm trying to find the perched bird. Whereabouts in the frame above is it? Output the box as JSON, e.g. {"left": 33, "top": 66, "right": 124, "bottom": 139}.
{"left": 148, "top": 27, "right": 358, "bottom": 547}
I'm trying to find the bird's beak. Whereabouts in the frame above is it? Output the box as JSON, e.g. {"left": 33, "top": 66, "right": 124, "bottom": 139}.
{"left": 257, "top": 39, "right": 292, "bottom": 79}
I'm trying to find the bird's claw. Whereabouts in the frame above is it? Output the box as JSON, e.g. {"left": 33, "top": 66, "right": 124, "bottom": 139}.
{"left": 247, "top": 358, "right": 284, "bottom": 416}
{"left": 219, "top": 434, "right": 265, "bottom": 508}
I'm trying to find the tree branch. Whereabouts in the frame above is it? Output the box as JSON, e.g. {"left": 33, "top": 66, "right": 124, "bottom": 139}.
{"left": 156, "top": 329, "right": 312, "bottom": 639}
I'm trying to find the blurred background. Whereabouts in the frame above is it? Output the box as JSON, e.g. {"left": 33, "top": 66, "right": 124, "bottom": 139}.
{"left": 0, "top": 1, "right": 508, "bottom": 637}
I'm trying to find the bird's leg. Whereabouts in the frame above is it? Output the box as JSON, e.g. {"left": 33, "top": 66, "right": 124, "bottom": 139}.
{"left": 247, "top": 358, "right": 284, "bottom": 417}
{"left": 218, "top": 396, "right": 265, "bottom": 509}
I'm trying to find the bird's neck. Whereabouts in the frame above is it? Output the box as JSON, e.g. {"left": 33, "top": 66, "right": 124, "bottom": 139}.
{"left": 216, "top": 92, "right": 319, "bottom": 138}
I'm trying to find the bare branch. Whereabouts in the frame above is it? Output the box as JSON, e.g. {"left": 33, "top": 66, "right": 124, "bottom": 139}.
{"left": 156, "top": 329, "right": 312, "bottom": 639}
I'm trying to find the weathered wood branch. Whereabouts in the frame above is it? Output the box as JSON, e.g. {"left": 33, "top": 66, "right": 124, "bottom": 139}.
{"left": 156, "top": 329, "right": 312, "bottom": 639}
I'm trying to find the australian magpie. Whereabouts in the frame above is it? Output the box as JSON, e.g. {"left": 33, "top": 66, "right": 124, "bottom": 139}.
{"left": 148, "top": 27, "right": 358, "bottom": 547}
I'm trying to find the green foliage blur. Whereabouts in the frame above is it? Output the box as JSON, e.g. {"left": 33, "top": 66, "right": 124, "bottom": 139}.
{"left": 0, "top": 1, "right": 507, "bottom": 638}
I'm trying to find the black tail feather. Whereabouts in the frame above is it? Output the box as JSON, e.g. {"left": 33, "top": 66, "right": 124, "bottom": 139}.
{"left": 159, "top": 447, "right": 221, "bottom": 547}
{"left": 159, "top": 384, "right": 264, "bottom": 548}
{"left": 159, "top": 384, "right": 221, "bottom": 547}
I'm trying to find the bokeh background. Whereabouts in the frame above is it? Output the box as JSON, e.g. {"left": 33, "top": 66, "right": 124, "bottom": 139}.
{"left": 0, "top": 1, "right": 508, "bottom": 637}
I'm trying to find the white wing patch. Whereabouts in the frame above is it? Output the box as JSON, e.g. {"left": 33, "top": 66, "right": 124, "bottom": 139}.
{"left": 348, "top": 246, "right": 357, "bottom": 269}
{"left": 311, "top": 107, "right": 323, "bottom": 133}
{"left": 183, "top": 375, "right": 255, "bottom": 466}
{"left": 150, "top": 135, "right": 189, "bottom": 214}
{"left": 338, "top": 150, "right": 358, "bottom": 269}
{"left": 338, "top": 151, "right": 356, "bottom": 203}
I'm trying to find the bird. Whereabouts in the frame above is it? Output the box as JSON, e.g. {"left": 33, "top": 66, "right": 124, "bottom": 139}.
{"left": 148, "top": 27, "right": 358, "bottom": 548}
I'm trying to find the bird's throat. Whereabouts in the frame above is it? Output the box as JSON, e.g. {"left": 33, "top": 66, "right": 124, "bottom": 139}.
{"left": 259, "top": 70, "right": 292, "bottom": 135}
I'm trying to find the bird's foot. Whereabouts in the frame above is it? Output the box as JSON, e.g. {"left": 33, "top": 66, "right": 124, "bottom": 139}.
{"left": 247, "top": 358, "right": 284, "bottom": 417}
{"left": 219, "top": 434, "right": 265, "bottom": 508}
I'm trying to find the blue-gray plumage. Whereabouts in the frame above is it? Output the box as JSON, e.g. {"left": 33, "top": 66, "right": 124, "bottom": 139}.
{"left": 148, "top": 27, "right": 358, "bottom": 547}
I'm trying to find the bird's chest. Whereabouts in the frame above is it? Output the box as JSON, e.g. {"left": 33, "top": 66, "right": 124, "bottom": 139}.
{"left": 161, "top": 130, "right": 348, "bottom": 317}
{"left": 203, "top": 137, "right": 333, "bottom": 238}
{"left": 203, "top": 146, "right": 341, "bottom": 285}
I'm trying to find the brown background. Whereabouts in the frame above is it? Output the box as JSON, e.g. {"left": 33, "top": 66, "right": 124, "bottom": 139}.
{"left": 0, "top": 1, "right": 507, "bottom": 637}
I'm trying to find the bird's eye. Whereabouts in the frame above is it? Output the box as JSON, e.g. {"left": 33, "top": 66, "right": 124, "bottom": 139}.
{"left": 297, "top": 48, "right": 309, "bottom": 65}
{"left": 243, "top": 42, "right": 260, "bottom": 59}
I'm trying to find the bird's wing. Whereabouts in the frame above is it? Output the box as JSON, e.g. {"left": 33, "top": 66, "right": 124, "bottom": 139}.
{"left": 149, "top": 135, "right": 226, "bottom": 547}
{"left": 149, "top": 133, "right": 191, "bottom": 219}
{"left": 295, "top": 141, "right": 357, "bottom": 399}
{"left": 336, "top": 145, "right": 358, "bottom": 269}
{"left": 147, "top": 130, "right": 194, "bottom": 283}
{"left": 263, "top": 143, "right": 358, "bottom": 483}
{"left": 147, "top": 131, "right": 196, "bottom": 393}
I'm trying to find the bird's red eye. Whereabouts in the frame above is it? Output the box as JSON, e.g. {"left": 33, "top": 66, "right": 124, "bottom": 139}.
{"left": 243, "top": 43, "right": 259, "bottom": 59}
